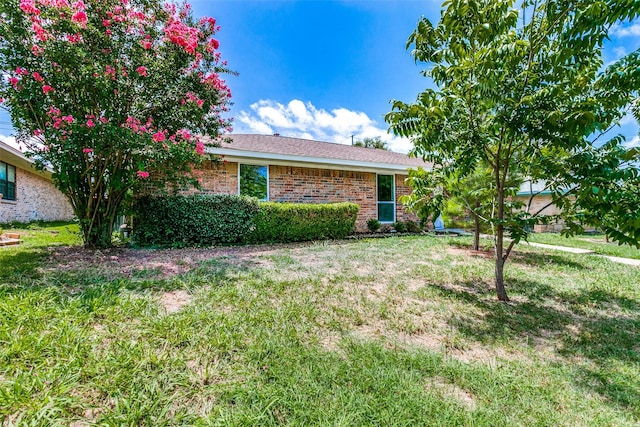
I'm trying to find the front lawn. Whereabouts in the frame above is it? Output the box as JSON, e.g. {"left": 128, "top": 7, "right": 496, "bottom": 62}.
{"left": 1, "top": 224, "right": 639, "bottom": 425}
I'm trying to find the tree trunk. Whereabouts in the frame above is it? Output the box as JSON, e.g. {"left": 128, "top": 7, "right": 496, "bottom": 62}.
{"left": 473, "top": 214, "right": 480, "bottom": 251}
{"left": 73, "top": 192, "right": 123, "bottom": 249}
{"left": 494, "top": 234, "right": 510, "bottom": 302}
{"left": 494, "top": 184, "right": 510, "bottom": 301}
{"left": 82, "top": 210, "right": 118, "bottom": 248}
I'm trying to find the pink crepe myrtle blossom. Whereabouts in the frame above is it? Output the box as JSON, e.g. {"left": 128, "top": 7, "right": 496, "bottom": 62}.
{"left": 82, "top": 147, "right": 93, "bottom": 153}
{"left": 72, "top": 10, "right": 88, "bottom": 28}
{"left": 32, "top": 72, "right": 44, "bottom": 82}
{"left": 151, "top": 131, "right": 165, "bottom": 142}
{"left": 67, "top": 33, "right": 82, "bottom": 43}
{"left": 137, "top": 170, "right": 150, "bottom": 178}
{"left": 195, "top": 141, "right": 205, "bottom": 155}
{"left": 19, "top": 0, "right": 40, "bottom": 15}
{"left": 105, "top": 65, "right": 117, "bottom": 79}
{"left": 136, "top": 66, "right": 147, "bottom": 76}
{"left": 34, "top": 129, "right": 43, "bottom": 136}
{"left": 42, "top": 85, "right": 54, "bottom": 94}
{"left": 206, "top": 38, "right": 219, "bottom": 52}
{"left": 86, "top": 119, "right": 95, "bottom": 127}
{"left": 141, "top": 40, "right": 152, "bottom": 49}
{"left": 31, "top": 21, "right": 49, "bottom": 42}
{"left": 9, "top": 77, "right": 20, "bottom": 89}
{"left": 176, "top": 129, "right": 191, "bottom": 140}
{"left": 31, "top": 45, "right": 44, "bottom": 56}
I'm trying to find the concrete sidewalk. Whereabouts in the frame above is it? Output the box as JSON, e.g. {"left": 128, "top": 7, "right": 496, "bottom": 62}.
{"left": 522, "top": 241, "right": 640, "bottom": 266}
{"left": 524, "top": 242, "right": 594, "bottom": 254}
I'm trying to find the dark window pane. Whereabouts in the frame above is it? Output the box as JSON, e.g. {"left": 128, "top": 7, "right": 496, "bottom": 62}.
{"left": 0, "top": 163, "right": 6, "bottom": 181}
{"left": 377, "top": 175, "right": 393, "bottom": 202}
{"left": 8, "top": 165, "right": 15, "bottom": 182}
{"left": 240, "top": 164, "right": 268, "bottom": 200}
{"left": 6, "top": 182, "right": 15, "bottom": 200}
{"left": 378, "top": 202, "right": 394, "bottom": 222}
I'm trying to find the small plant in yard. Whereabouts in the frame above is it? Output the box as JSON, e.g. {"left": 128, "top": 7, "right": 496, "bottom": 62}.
{"left": 367, "top": 218, "right": 381, "bottom": 233}
{"left": 393, "top": 221, "right": 407, "bottom": 233}
{"left": 379, "top": 223, "right": 392, "bottom": 233}
{"left": 405, "top": 221, "right": 422, "bottom": 233}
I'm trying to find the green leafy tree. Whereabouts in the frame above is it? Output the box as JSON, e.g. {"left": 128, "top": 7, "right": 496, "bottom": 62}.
{"left": 403, "top": 164, "right": 521, "bottom": 250}
{"left": 387, "top": 0, "right": 640, "bottom": 301}
{"left": 0, "top": 0, "right": 233, "bottom": 247}
{"left": 353, "top": 136, "right": 389, "bottom": 150}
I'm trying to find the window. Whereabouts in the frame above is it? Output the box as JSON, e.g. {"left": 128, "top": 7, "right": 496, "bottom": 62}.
{"left": 0, "top": 161, "right": 16, "bottom": 201}
{"left": 239, "top": 164, "right": 268, "bottom": 200}
{"left": 377, "top": 174, "right": 394, "bottom": 222}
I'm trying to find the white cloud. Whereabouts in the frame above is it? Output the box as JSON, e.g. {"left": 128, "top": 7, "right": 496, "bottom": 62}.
{"left": 234, "top": 99, "right": 413, "bottom": 153}
{"left": 610, "top": 22, "right": 640, "bottom": 37}
{"left": 624, "top": 135, "right": 640, "bottom": 148}
{"left": 613, "top": 46, "right": 627, "bottom": 59}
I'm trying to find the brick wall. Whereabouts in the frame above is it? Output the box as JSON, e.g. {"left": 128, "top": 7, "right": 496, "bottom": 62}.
{"left": 0, "top": 167, "right": 74, "bottom": 223}
{"left": 197, "top": 162, "right": 419, "bottom": 231}
{"left": 269, "top": 165, "right": 376, "bottom": 230}
{"left": 395, "top": 174, "right": 419, "bottom": 223}
{"left": 189, "top": 160, "right": 238, "bottom": 195}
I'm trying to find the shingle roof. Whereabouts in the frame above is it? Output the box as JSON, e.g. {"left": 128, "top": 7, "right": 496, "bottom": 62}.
{"left": 206, "top": 134, "right": 429, "bottom": 169}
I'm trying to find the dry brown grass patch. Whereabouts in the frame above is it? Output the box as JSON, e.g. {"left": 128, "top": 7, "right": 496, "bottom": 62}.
{"left": 160, "top": 290, "right": 191, "bottom": 314}
{"left": 427, "top": 377, "right": 477, "bottom": 411}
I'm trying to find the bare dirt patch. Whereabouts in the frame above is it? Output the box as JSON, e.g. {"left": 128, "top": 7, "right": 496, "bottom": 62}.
{"left": 160, "top": 290, "right": 192, "bottom": 314}
{"left": 427, "top": 377, "right": 477, "bottom": 411}
{"left": 446, "top": 246, "right": 494, "bottom": 259}
{"left": 42, "top": 242, "right": 327, "bottom": 280}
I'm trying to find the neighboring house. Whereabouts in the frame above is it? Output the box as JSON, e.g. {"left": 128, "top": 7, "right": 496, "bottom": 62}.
{"left": 0, "top": 140, "right": 74, "bottom": 223}
{"left": 515, "top": 180, "right": 565, "bottom": 232}
{"left": 199, "top": 134, "right": 430, "bottom": 231}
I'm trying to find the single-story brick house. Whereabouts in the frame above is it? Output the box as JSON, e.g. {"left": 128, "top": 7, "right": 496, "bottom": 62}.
{"left": 198, "top": 134, "right": 430, "bottom": 231}
{"left": 0, "top": 140, "right": 74, "bottom": 223}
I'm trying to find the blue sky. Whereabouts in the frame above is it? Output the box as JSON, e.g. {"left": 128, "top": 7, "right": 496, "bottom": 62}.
{"left": 1, "top": 0, "right": 638, "bottom": 153}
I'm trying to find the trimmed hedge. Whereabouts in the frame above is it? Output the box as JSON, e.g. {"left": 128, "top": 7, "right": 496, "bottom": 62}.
{"left": 132, "top": 194, "right": 260, "bottom": 247}
{"left": 132, "top": 195, "right": 359, "bottom": 247}
{"left": 248, "top": 202, "right": 359, "bottom": 243}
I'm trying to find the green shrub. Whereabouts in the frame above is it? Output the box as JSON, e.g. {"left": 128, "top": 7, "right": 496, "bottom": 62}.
{"left": 132, "top": 194, "right": 260, "bottom": 247}
{"left": 405, "top": 221, "right": 422, "bottom": 233}
{"left": 393, "top": 221, "right": 407, "bottom": 233}
{"left": 367, "top": 218, "right": 381, "bottom": 232}
{"left": 248, "top": 202, "right": 359, "bottom": 243}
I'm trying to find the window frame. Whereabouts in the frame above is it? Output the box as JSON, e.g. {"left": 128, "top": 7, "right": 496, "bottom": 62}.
{"left": 376, "top": 174, "right": 395, "bottom": 223}
{"left": 0, "top": 161, "right": 16, "bottom": 201}
{"left": 238, "top": 163, "right": 269, "bottom": 201}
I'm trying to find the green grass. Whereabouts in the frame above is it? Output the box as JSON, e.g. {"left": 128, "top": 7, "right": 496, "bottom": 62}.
{"left": 1, "top": 224, "right": 639, "bottom": 425}
{"left": 526, "top": 232, "right": 640, "bottom": 259}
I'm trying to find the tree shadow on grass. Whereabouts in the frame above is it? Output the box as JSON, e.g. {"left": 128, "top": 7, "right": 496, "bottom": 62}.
{"left": 427, "top": 277, "right": 640, "bottom": 415}
{"left": 0, "top": 247, "right": 258, "bottom": 307}
{"left": 0, "top": 247, "right": 47, "bottom": 283}
{"left": 447, "top": 241, "right": 592, "bottom": 270}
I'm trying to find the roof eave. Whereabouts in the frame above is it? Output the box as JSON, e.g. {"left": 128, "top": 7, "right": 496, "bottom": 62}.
{"left": 0, "top": 143, "right": 52, "bottom": 179}
{"left": 207, "top": 147, "right": 424, "bottom": 174}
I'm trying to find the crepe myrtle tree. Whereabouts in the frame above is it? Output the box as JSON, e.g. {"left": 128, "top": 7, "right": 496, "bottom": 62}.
{"left": 0, "top": 0, "right": 233, "bottom": 248}
{"left": 387, "top": 0, "right": 640, "bottom": 301}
